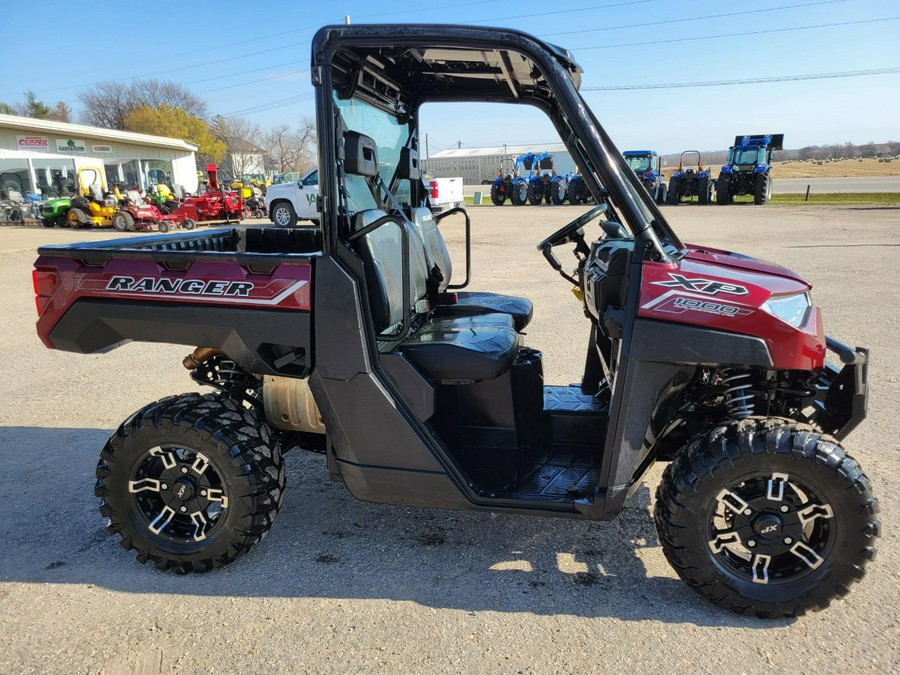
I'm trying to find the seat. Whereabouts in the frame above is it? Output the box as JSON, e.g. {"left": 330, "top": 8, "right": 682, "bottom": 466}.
{"left": 353, "top": 209, "right": 519, "bottom": 383}
{"left": 400, "top": 314, "right": 519, "bottom": 382}
{"left": 410, "top": 207, "right": 533, "bottom": 331}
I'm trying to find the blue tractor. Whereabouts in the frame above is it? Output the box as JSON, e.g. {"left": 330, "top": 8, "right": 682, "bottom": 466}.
{"left": 509, "top": 151, "right": 536, "bottom": 206}
{"left": 489, "top": 152, "right": 534, "bottom": 205}
{"left": 527, "top": 151, "right": 550, "bottom": 204}
{"left": 565, "top": 170, "right": 592, "bottom": 204}
{"left": 666, "top": 151, "right": 713, "bottom": 205}
{"left": 623, "top": 150, "right": 666, "bottom": 204}
{"left": 716, "top": 134, "right": 784, "bottom": 205}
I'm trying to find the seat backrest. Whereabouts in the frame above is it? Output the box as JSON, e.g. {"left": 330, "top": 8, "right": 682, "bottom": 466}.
{"left": 411, "top": 206, "right": 452, "bottom": 293}
{"left": 89, "top": 183, "right": 104, "bottom": 202}
{"left": 353, "top": 209, "right": 431, "bottom": 333}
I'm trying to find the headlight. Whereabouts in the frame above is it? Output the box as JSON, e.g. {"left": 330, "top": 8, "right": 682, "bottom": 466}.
{"left": 762, "top": 292, "right": 811, "bottom": 328}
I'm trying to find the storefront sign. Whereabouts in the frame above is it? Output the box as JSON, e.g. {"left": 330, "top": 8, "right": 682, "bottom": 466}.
{"left": 91, "top": 144, "right": 113, "bottom": 154}
{"left": 16, "top": 135, "right": 49, "bottom": 150}
{"left": 56, "top": 138, "right": 87, "bottom": 153}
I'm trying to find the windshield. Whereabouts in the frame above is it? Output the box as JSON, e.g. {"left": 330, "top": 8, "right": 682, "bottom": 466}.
{"left": 731, "top": 147, "right": 766, "bottom": 165}
{"left": 625, "top": 155, "right": 652, "bottom": 173}
{"left": 334, "top": 94, "right": 410, "bottom": 213}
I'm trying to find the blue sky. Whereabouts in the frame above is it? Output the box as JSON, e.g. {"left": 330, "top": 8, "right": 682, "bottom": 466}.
{"left": 1, "top": 0, "right": 897, "bottom": 154}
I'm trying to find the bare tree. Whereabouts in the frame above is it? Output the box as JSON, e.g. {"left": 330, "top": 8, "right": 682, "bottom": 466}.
{"left": 79, "top": 79, "right": 208, "bottom": 130}
{"left": 263, "top": 117, "right": 316, "bottom": 173}
{"left": 210, "top": 116, "right": 265, "bottom": 180}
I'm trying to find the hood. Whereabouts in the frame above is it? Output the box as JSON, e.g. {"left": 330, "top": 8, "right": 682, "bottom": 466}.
{"left": 683, "top": 243, "right": 810, "bottom": 286}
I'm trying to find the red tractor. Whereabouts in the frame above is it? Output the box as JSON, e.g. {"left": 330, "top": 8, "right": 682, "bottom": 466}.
{"left": 171, "top": 165, "right": 243, "bottom": 224}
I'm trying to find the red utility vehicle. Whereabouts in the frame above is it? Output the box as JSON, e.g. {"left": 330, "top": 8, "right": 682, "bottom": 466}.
{"left": 32, "top": 24, "right": 877, "bottom": 619}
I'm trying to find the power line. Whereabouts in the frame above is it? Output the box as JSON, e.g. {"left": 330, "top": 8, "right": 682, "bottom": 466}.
{"left": 569, "top": 16, "right": 900, "bottom": 50}
{"left": 469, "top": 0, "right": 659, "bottom": 25}
{"left": 581, "top": 66, "right": 900, "bottom": 91}
{"left": 220, "top": 92, "right": 315, "bottom": 117}
{"left": 540, "top": 0, "right": 852, "bottom": 37}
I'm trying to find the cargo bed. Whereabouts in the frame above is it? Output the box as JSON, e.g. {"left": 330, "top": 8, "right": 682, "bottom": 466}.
{"left": 34, "top": 227, "right": 321, "bottom": 377}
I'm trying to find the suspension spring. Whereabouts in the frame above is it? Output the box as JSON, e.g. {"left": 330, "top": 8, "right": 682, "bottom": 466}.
{"left": 722, "top": 370, "right": 755, "bottom": 419}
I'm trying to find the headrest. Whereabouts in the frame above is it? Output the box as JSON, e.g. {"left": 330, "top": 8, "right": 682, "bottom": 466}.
{"left": 397, "top": 147, "right": 420, "bottom": 180}
{"left": 343, "top": 131, "right": 378, "bottom": 177}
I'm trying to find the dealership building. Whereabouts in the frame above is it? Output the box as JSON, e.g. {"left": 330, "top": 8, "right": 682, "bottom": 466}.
{"left": 0, "top": 114, "right": 199, "bottom": 198}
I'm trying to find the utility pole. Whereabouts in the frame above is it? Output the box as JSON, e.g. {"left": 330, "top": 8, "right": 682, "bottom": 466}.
{"left": 425, "top": 133, "right": 429, "bottom": 160}
{"left": 457, "top": 140, "right": 462, "bottom": 149}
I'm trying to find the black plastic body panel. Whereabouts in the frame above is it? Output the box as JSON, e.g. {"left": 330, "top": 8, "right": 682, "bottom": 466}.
{"left": 49, "top": 299, "right": 313, "bottom": 377}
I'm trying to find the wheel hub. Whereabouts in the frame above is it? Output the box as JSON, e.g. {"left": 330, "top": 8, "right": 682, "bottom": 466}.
{"left": 171, "top": 479, "right": 196, "bottom": 502}
{"left": 753, "top": 514, "right": 783, "bottom": 540}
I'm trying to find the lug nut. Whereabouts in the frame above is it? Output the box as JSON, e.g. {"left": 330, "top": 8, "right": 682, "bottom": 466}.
{"left": 180, "top": 506, "right": 187, "bottom": 513}
{"left": 747, "top": 540, "right": 757, "bottom": 548}
{"left": 744, "top": 509, "right": 752, "bottom": 516}
{"left": 161, "top": 483, "right": 168, "bottom": 490}
{"left": 201, "top": 490, "right": 207, "bottom": 497}
{"left": 181, "top": 467, "right": 188, "bottom": 474}
{"left": 783, "top": 537, "right": 793, "bottom": 545}
{"left": 780, "top": 505, "right": 790, "bottom": 513}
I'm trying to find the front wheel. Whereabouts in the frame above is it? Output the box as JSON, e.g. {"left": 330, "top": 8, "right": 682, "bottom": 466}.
{"left": 271, "top": 201, "right": 297, "bottom": 227}
{"left": 510, "top": 180, "right": 528, "bottom": 206}
{"left": 96, "top": 393, "right": 285, "bottom": 573}
{"left": 666, "top": 179, "right": 680, "bottom": 205}
{"left": 717, "top": 175, "right": 733, "bottom": 205}
{"left": 656, "top": 418, "right": 879, "bottom": 618}
{"left": 566, "top": 180, "right": 581, "bottom": 205}
{"left": 112, "top": 210, "right": 134, "bottom": 232}
{"left": 490, "top": 183, "right": 505, "bottom": 206}
{"left": 698, "top": 176, "right": 711, "bottom": 205}
{"left": 550, "top": 179, "right": 566, "bottom": 205}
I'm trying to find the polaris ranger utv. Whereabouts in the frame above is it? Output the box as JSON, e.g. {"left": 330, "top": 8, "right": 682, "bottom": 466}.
{"left": 717, "top": 134, "right": 784, "bottom": 205}
{"left": 33, "top": 25, "right": 877, "bottom": 618}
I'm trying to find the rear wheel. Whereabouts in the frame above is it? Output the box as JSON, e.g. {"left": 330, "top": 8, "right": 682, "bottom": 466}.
{"left": 112, "top": 210, "right": 134, "bottom": 232}
{"left": 566, "top": 180, "right": 581, "bottom": 205}
{"left": 666, "top": 179, "right": 680, "bottom": 204}
{"left": 510, "top": 180, "right": 528, "bottom": 205}
{"left": 655, "top": 418, "right": 879, "bottom": 617}
{"left": 716, "top": 175, "right": 732, "bottom": 205}
{"left": 96, "top": 393, "right": 285, "bottom": 573}
{"left": 755, "top": 172, "right": 771, "bottom": 205}
{"left": 271, "top": 201, "right": 297, "bottom": 227}
{"left": 158, "top": 221, "right": 170, "bottom": 233}
{"left": 698, "top": 176, "right": 711, "bottom": 205}
{"left": 527, "top": 182, "right": 542, "bottom": 205}
{"left": 490, "top": 183, "right": 506, "bottom": 206}
{"left": 182, "top": 218, "right": 197, "bottom": 230}
{"left": 550, "top": 179, "right": 566, "bottom": 205}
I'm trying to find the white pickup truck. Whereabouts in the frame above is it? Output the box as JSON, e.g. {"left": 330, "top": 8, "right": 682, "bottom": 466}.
{"left": 265, "top": 169, "right": 463, "bottom": 226}
{"left": 265, "top": 168, "right": 319, "bottom": 227}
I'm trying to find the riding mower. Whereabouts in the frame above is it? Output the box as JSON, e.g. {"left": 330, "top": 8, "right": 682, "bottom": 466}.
{"left": 666, "top": 151, "right": 713, "bottom": 205}
{"left": 172, "top": 164, "right": 243, "bottom": 223}
{"left": 40, "top": 167, "right": 121, "bottom": 228}
{"left": 112, "top": 189, "right": 196, "bottom": 233}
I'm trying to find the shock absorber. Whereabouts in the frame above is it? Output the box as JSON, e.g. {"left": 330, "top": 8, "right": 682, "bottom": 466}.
{"left": 721, "top": 370, "right": 755, "bottom": 419}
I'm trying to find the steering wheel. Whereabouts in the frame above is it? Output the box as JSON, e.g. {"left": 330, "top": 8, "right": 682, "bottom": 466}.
{"left": 537, "top": 203, "right": 608, "bottom": 251}
{"left": 537, "top": 203, "right": 608, "bottom": 282}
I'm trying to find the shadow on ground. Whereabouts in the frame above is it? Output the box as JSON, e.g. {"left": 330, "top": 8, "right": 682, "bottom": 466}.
{"left": 0, "top": 426, "right": 787, "bottom": 629}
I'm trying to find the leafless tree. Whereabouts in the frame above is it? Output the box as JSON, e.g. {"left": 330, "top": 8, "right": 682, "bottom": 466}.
{"left": 210, "top": 116, "right": 266, "bottom": 180}
{"left": 264, "top": 117, "right": 316, "bottom": 173}
{"left": 79, "top": 79, "right": 208, "bottom": 130}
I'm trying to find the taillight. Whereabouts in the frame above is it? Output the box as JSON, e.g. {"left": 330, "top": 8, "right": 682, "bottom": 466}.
{"left": 32, "top": 269, "right": 59, "bottom": 317}
{"left": 429, "top": 179, "right": 439, "bottom": 199}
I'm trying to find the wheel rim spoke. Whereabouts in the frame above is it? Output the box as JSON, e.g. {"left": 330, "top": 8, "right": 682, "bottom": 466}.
{"left": 206, "top": 488, "right": 229, "bottom": 509}
{"left": 708, "top": 530, "right": 742, "bottom": 554}
{"left": 190, "top": 511, "right": 210, "bottom": 541}
{"left": 766, "top": 472, "right": 788, "bottom": 501}
{"left": 148, "top": 505, "right": 176, "bottom": 535}
{"left": 128, "top": 478, "right": 161, "bottom": 493}
{"left": 716, "top": 488, "right": 751, "bottom": 516}
{"left": 191, "top": 453, "right": 210, "bottom": 477}
{"left": 150, "top": 447, "right": 178, "bottom": 470}
{"left": 751, "top": 554, "right": 772, "bottom": 584}
{"left": 789, "top": 541, "right": 825, "bottom": 570}
{"left": 797, "top": 503, "right": 834, "bottom": 528}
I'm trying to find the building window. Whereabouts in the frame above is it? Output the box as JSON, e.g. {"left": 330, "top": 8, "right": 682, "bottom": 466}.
{"left": 142, "top": 159, "right": 173, "bottom": 188}
{"left": 0, "top": 159, "right": 31, "bottom": 198}
{"left": 104, "top": 159, "right": 141, "bottom": 190}
{"left": 32, "top": 158, "right": 77, "bottom": 198}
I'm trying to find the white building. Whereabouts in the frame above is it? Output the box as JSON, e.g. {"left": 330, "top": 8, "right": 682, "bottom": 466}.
{"left": 423, "top": 143, "right": 576, "bottom": 184}
{"left": 0, "top": 114, "right": 199, "bottom": 198}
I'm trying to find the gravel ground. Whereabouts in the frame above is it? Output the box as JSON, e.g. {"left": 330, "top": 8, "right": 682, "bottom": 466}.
{"left": 0, "top": 204, "right": 897, "bottom": 673}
